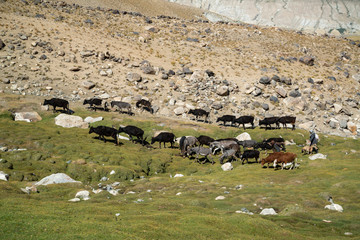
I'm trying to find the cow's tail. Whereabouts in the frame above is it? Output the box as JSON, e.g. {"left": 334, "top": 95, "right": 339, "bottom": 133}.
{"left": 136, "top": 101, "right": 141, "bottom": 108}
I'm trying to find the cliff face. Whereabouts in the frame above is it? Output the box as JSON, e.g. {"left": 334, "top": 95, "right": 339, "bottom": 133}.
{"left": 168, "top": 0, "right": 360, "bottom": 35}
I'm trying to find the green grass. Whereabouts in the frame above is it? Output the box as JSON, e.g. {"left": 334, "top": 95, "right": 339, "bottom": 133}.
{"left": 0, "top": 107, "right": 359, "bottom": 239}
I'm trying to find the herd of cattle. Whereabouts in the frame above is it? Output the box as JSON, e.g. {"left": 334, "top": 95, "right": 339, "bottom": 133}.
{"left": 43, "top": 97, "right": 296, "bottom": 130}
{"left": 42, "top": 97, "right": 301, "bottom": 170}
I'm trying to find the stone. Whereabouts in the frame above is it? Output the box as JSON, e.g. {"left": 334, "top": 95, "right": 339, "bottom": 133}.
{"left": 0, "top": 39, "right": 5, "bottom": 50}
{"left": 259, "top": 76, "right": 270, "bottom": 84}
{"left": 35, "top": 173, "right": 81, "bottom": 186}
{"left": 108, "top": 190, "right": 119, "bottom": 196}
{"left": 298, "top": 121, "right": 315, "bottom": 130}
{"left": 174, "top": 107, "right": 185, "bottom": 115}
{"left": 68, "top": 198, "right": 81, "bottom": 202}
{"left": 82, "top": 81, "right": 95, "bottom": 89}
{"left": 55, "top": 114, "right": 88, "bottom": 129}
{"left": 215, "top": 196, "right": 225, "bottom": 200}
{"left": 325, "top": 204, "right": 343, "bottom": 212}
{"left": 185, "top": 103, "right": 195, "bottom": 110}
{"left": 0, "top": 171, "right": 9, "bottom": 181}
{"left": 352, "top": 74, "right": 360, "bottom": 82}
{"left": 276, "top": 86, "right": 287, "bottom": 98}
{"left": 212, "top": 102, "right": 222, "bottom": 110}
{"left": 270, "top": 96, "right": 278, "bottom": 103}
{"left": 236, "top": 132, "right": 251, "bottom": 141}
{"left": 75, "top": 190, "right": 90, "bottom": 200}
{"left": 69, "top": 66, "right": 81, "bottom": 72}
{"left": 283, "top": 98, "right": 307, "bottom": 111}
{"left": 126, "top": 72, "right": 142, "bottom": 82}
{"left": 314, "top": 79, "right": 323, "bottom": 84}
{"left": 347, "top": 122, "right": 357, "bottom": 134}
{"left": 299, "top": 56, "right": 314, "bottom": 66}
{"left": 252, "top": 87, "right": 262, "bottom": 96}
{"left": 216, "top": 86, "right": 229, "bottom": 96}
{"left": 93, "top": 189, "right": 103, "bottom": 194}
{"left": 260, "top": 208, "right": 277, "bottom": 215}
{"left": 329, "top": 118, "right": 339, "bottom": 129}
{"left": 99, "top": 93, "right": 110, "bottom": 99}
{"left": 339, "top": 119, "right": 348, "bottom": 129}
{"left": 2, "top": 79, "right": 10, "bottom": 84}
{"left": 117, "top": 134, "right": 130, "bottom": 140}
{"left": 84, "top": 116, "right": 103, "bottom": 123}
{"left": 174, "top": 174, "right": 184, "bottom": 178}
{"left": 14, "top": 112, "right": 42, "bottom": 122}
{"left": 221, "top": 162, "right": 233, "bottom": 171}
{"left": 289, "top": 90, "right": 301, "bottom": 98}
{"left": 262, "top": 103, "right": 269, "bottom": 111}
{"left": 190, "top": 70, "right": 207, "bottom": 82}
{"left": 99, "top": 70, "right": 108, "bottom": 76}
{"left": 142, "top": 65, "right": 155, "bottom": 75}
{"left": 80, "top": 51, "right": 94, "bottom": 57}
{"left": 145, "top": 26, "right": 159, "bottom": 33}
{"left": 333, "top": 104, "right": 342, "bottom": 113}
{"left": 110, "top": 170, "right": 116, "bottom": 175}
{"left": 309, "top": 153, "right": 327, "bottom": 160}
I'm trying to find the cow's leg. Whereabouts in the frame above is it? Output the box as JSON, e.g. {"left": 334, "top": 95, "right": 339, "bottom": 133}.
{"left": 243, "top": 123, "right": 246, "bottom": 130}
{"left": 53, "top": 106, "right": 56, "bottom": 112}
{"left": 159, "top": 142, "right": 161, "bottom": 149}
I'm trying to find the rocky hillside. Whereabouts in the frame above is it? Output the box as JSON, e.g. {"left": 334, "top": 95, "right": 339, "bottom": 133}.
{"left": 168, "top": 0, "right": 360, "bottom": 36}
{"left": 0, "top": 0, "right": 360, "bottom": 137}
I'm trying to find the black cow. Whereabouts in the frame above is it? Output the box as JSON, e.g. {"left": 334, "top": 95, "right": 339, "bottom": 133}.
{"left": 241, "top": 150, "right": 260, "bottom": 164}
{"left": 89, "top": 126, "right": 118, "bottom": 145}
{"left": 216, "top": 115, "right": 236, "bottom": 126}
{"left": 151, "top": 132, "right": 175, "bottom": 148}
{"left": 118, "top": 125, "right": 144, "bottom": 144}
{"left": 188, "top": 109, "right": 209, "bottom": 122}
{"left": 197, "top": 135, "right": 215, "bottom": 146}
{"left": 136, "top": 99, "right": 153, "bottom": 113}
{"left": 264, "top": 138, "right": 286, "bottom": 152}
{"left": 278, "top": 116, "right": 296, "bottom": 130}
{"left": 111, "top": 101, "right": 132, "bottom": 115}
{"left": 237, "top": 140, "right": 257, "bottom": 148}
{"left": 259, "top": 117, "right": 279, "bottom": 130}
{"left": 255, "top": 142, "right": 273, "bottom": 151}
{"left": 43, "top": 98, "right": 69, "bottom": 113}
{"left": 83, "top": 98, "right": 102, "bottom": 111}
{"left": 234, "top": 116, "right": 254, "bottom": 129}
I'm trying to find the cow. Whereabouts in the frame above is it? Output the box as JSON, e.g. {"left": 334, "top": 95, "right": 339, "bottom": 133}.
{"left": 237, "top": 140, "right": 257, "bottom": 149}
{"left": 180, "top": 136, "right": 199, "bottom": 157}
{"left": 259, "top": 117, "right": 279, "bottom": 130}
{"left": 118, "top": 125, "right": 144, "bottom": 144}
{"left": 234, "top": 116, "right": 254, "bottom": 129}
{"left": 197, "top": 135, "right": 215, "bottom": 147}
{"left": 241, "top": 150, "right": 260, "bottom": 164}
{"left": 273, "top": 152, "right": 297, "bottom": 170}
{"left": 136, "top": 99, "right": 153, "bottom": 113}
{"left": 83, "top": 98, "right": 102, "bottom": 111}
{"left": 187, "top": 146, "right": 214, "bottom": 164}
{"left": 89, "top": 126, "right": 118, "bottom": 145}
{"left": 111, "top": 101, "right": 132, "bottom": 115}
{"left": 278, "top": 116, "right": 296, "bottom": 130}
{"left": 264, "top": 138, "right": 286, "bottom": 152}
{"left": 261, "top": 152, "right": 286, "bottom": 168}
{"left": 216, "top": 115, "right": 236, "bottom": 126}
{"left": 188, "top": 109, "right": 210, "bottom": 123}
{"left": 151, "top": 132, "right": 175, "bottom": 148}
{"left": 43, "top": 98, "right": 69, "bottom": 113}
{"left": 210, "top": 139, "right": 238, "bottom": 154}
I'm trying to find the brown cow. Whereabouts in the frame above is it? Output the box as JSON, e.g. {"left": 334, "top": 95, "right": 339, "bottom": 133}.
{"left": 273, "top": 152, "right": 297, "bottom": 170}
{"left": 260, "top": 152, "right": 285, "bottom": 168}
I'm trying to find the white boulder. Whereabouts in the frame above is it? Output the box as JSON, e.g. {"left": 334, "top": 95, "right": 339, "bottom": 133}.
{"left": 0, "top": 171, "right": 9, "bottom": 181}
{"left": 309, "top": 153, "right": 327, "bottom": 160}
{"left": 325, "top": 204, "right": 343, "bottom": 212}
{"left": 84, "top": 116, "right": 103, "bottom": 123}
{"left": 14, "top": 112, "right": 42, "bottom": 122}
{"left": 68, "top": 198, "right": 81, "bottom": 202}
{"left": 35, "top": 173, "right": 81, "bottom": 186}
{"left": 55, "top": 114, "right": 88, "bottom": 129}
{"left": 260, "top": 208, "right": 277, "bottom": 215}
{"left": 215, "top": 196, "right": 226, "bottom": 200}
{"left": 236, "top": 132, "right": 251, "bottom": 141}
{"left": 75, "top": 190, "right": 90, "bottom": 200}
{"left": 174, "top": 174, "right": 184, "bottom": 178}
{"left": 221, "top": 162, "right": 233, "bottom": 171}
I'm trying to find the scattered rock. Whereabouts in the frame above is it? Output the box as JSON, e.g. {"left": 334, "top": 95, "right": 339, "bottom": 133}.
{"left": 221, "top": 162, "right": 233, "bottom": 171}
{"left": 55, "top": 114, "right": 88, "bottom": 129}
{"left": 126, "top": 72, "right": 142, "bottom": 82}
{"left": 174, "top": 107, "right": 185, "bottom": 115}
{"left": 325, "top": 203, "right": 343, "bottom": 212}
{"left": 82, "top": 81, "right": 95, "bottom": 89}
{"left": 262, "top": 103, "right": 269, "bottom": 111}
{"left": 276, "top": 86, "right": 287, "bottom": 98}
{"left": 260, "top": 208, "right": 277, "bottom": 215}
{"left": 347, "top": 122, "right": 357, "bottom": 134}
{"left": 13, "top": 112, "right": 42, "bottom": 122}
{"left": 259, "top": 76, "right": 270, "bottom": 84}
{"left": 69, "top": 66, "right": 81, "bottom": 72}
{"left": 333, "top": 103, "right": 342, "bottom": 114}
{"left": 215, "top": 196, "right": 225, "bottom": 200}
{"left": 309, "top": 153, "right": 327, "bottom": 160}
{"left": 236, "top": 132, "right": 251, "bottom": 141}
{"left": 35, "top": 173, "right": 81, "bottom": 186}
{"left": 75, "top": 190, "right": 90, "bottom": 200}
{"left": 0, "top": 39, "right": 5, "bottom": 50}
{"left": 211, "top": 102, "right": 222, "bottom": 110}
{"left": 299, "top": 56, "right": 314, "bottom": 66}
{"left": 298, "top": 121, "right": 315, "bottom": 130}
{"left": 216, "top": 86, "right": 229, "bottom": 96}
{"left": 174, "top": 174, "right": 184, "bottom": 178}
{"left": 0, "top": 171, "right": 9, "bottom": 181}
{"left": 84, "top": 116, "right": 103, "bottom": 123}
{"left": 68, "top": 198, "right": 81, "bottom": 202}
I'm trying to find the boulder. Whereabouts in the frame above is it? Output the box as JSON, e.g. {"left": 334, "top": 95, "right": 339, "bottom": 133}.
{"left": 289, "top": 90, "right": 301, "bottom": 98}
{"left": 270, "top": 96, "right": 278, "bottom": 103}
{"left": 35, "top": 173, "right": 81, "bottom": 186}
{"left": 262, "top": 103, "right": 269, "bottom": 111}
{"left": 117, "top": 134, "right": 130, "bottom": 141}
{"left": 75, "top": 190, "right": 90, "bottom": 200}
{"left": 99, "top": 93, "right": 110, "bottom": 99}
{"left": 333, "top": 104, "right": 342, "bottom": 114}
{"left": 190, "top": 70, "right": 207, "bottom": 82}
{"left": 216, "top": 86, "right": 229, "bottom": 96}
{"left": 68, "top": 198, "right": 81, "bottom": 202}
{"left": 145, "top": 26, "right": 159, "bottom": 33}
{"left": 0, "top": 171, "right": 9, "bottom": 181}
{"left": 347, "top": 122, "right": 357, "bottom": 134}
{"left": 174, "top": 174, "right": 184, "bottom": 178}
{"left": 309, "top": 153, "right": 327, "bottom": 160}
{"left": 80, "top": 51, "right": 94, "bottom": 57}
{"left": 298, "top": 121, "right": 315, "bottom": 130}
{"left": 14, "top": 112, "right": 42, "bottom": 122}
{"left": 212, "top": 102, "right": 223, "bottom": 110}
{"left": 339, "top": 118, "right": 348, "bottom": 129}
{"left": 215, "top": 196, "right": 225, "bottom": 200}
{"left": 55, "top": 114, "right": 88, "bottom": 128}
{"left": 221, "top": 162, "right": 233, "bottom": 171}
{"left": 352, "top": 74, "right": 360, "bottom": 83}
{"left": 82, "top": 81, "right": 95, "bottom": 90}
{"left": 126, "top": 72, "right": 142, "bottom": 82}
{"left": 236, "top": 132, "right": 251, "bottom": 141}
{"left": 174, "top": 107, "right": 185, "bottom": 115}
{"left": 84, "top": 116, "right": 103, "bottom": 123}
{"left": 283, "top": 98, "right": 307, "bottom": 111}
{"left": 259, "top": 76, "right": 270, "bottom": 84}
{"left": 276, "top": 86, "right": 287, "bottom": 98}
{"left": 329, "top": 118, "right": 339, "bottom": 129}
{"left": 299, "top": 56, "right": 314, "bottom": 66}
{"left": 325, "top": 204, "right": 343, "bottom": 212}
{"left": 260, "top": 208, "right": 277, "bottom": 215}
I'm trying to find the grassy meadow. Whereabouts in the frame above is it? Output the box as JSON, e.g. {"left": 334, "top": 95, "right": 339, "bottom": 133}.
{"left": 0, "top": 97, "right": 359, "bottom": 239}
